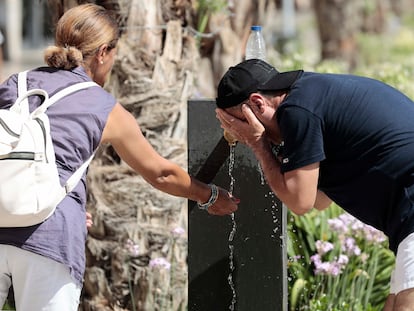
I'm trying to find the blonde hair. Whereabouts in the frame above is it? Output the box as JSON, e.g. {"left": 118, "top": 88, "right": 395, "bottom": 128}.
{"left": 44, "top": 3, "right": 119, "bottom": 70}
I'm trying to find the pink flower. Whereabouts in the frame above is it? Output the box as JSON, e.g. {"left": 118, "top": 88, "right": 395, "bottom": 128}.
{"left": 328, "top": 213, "right": 387, "bottom": 244}
{"left": 149, "top": 257, "right": 171, "bottom": 270}
{"left": 337, "top": 254, "right": 349, "bottom": 266}
{"left": 315, "top": 240, "right": 334, "bottom": 255}
{"left": 311, "top": 253, "right": 349, "bottom": 276}
{"left": 125, "top": 239, "right": 140, "bottom": 256}
{"left": 342, "top": 237, "right": 361, "bottom": 256}
{"left": 172, "top": 226, "right": 185, "bottom": 237}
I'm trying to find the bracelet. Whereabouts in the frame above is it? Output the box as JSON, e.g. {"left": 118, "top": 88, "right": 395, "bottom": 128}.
{"left": 197, "top": 184, "right": 219, "bottom": 210}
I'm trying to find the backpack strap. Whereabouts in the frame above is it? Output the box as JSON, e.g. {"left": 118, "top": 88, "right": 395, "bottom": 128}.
{"left": 32, "top": 81, "right": 98, "bottom": 116}
{"left": 17, "top": 75, "right": 99, "bottom": 194}
{"left": 17, "top": 70, "right": 29, "bottom": 98}
{"left": 11, "top": 70, "right": 31, "bottom": 116}
{"left": 12, "top": 71, "right": 98, "bottom": 117}
{"left": 40, "top": 81, "right": 99, "bottom": 194}
{"left": 13, "top": 88, "right": 50, "bottom": 111}
{"left": 64, "top": 152, "right": 95, "bottom": 193}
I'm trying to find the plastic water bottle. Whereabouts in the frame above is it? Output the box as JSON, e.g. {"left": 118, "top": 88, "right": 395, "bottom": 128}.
{"left": 245, "top": 25, "right": 266, "bottom": 60}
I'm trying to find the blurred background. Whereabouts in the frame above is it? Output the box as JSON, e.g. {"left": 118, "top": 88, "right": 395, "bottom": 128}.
{"left": 1, "top": 1, "right": 414, "bottom": 310}
{"left": 0, "top": 0, "right": 51, "bottom": 79}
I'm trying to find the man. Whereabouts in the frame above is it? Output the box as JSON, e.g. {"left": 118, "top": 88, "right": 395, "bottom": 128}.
{"left": 215, "top": 58, "right": 414, "bottom": 310}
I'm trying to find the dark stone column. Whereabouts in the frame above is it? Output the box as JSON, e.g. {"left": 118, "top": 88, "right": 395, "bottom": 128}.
{"left": 188, "top": 100, "right": 287, "bottom": 311}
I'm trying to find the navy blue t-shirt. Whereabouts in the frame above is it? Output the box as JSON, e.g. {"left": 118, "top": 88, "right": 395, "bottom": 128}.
{"left": 277, "top": 72, "right": 414, "bottom": 252}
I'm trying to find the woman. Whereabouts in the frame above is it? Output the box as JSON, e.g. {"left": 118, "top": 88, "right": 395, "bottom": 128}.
{"left": 0, "top": 4, "right": 238, "bottom": 310}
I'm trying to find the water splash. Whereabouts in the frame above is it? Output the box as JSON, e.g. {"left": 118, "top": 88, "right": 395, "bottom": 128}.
{"left": 257, "top": 162, "right": 266, "bottom": 185}
{"left": 228, "top": 143, "right": 236, "bottom": 194}
{"left": 258, "top": 159, "right": 289, "bottom": 309}
{"left": 228, "top": 144, "right": 237, "bottom": 310}
{"left": 269, "top": 191, "right": 280, "bottom": 239}
{"left": 257, "top": 164, "right": 282, "bottom": 240}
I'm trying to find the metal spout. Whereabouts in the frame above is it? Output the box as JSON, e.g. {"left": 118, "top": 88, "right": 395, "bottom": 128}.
{"left": 224, "top": 130, "right": 237, "bottom": 146}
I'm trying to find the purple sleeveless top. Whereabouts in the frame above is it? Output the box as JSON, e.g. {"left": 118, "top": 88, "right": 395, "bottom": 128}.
{"left": 0, "top": 67, "right": 116, "bottom": 286}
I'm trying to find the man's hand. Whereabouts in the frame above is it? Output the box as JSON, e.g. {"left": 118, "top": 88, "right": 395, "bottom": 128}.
{"left": 216, "top": 104, "right": 266, "bottom": 149}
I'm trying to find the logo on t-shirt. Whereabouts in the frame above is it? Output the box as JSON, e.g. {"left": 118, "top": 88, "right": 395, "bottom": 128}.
{"left": 282, "top": 158, "right": 289, "bottom": 164}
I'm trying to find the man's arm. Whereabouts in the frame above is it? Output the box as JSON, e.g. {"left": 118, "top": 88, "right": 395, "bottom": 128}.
{"left": 314, "top": 190, "right": 333, "bottom": 210}
{"left": 216, "top": 104, "right": 320, "bottom": 215}
{"left": 249, "top": 138, "right": 320, "bottom": 215}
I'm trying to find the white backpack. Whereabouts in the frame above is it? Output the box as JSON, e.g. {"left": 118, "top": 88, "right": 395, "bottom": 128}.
{"left": 0, "top": 71, "right": 98, "bottom": 227}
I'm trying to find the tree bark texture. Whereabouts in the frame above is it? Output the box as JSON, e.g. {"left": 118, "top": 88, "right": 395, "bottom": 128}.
{"left": 82, "top": 1, "right": 197, "bottom": 310}
{"left": 312, "top": 0, "right": 363, "bottom": 69}
{"left": 312, "top": 0, "right": 392, "bottom": 69}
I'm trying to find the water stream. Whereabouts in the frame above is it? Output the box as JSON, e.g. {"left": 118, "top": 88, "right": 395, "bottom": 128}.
{"left": 226, "top": 142, "right": 285, "bottom": 310}
{"left": 227, "top": 143, "right": 237, "bottom": 311}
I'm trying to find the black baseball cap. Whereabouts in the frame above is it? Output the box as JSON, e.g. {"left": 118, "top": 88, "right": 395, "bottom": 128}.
{"left": 216, "top": 59, "right": 303, "bottom": 108}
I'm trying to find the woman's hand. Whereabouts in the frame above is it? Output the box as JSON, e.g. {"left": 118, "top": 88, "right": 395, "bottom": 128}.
{"left": 207, "top": 186, "right": 240, "bottom": 216}
{"left": 86, "top": 212, "right": 93, "bottom": 228}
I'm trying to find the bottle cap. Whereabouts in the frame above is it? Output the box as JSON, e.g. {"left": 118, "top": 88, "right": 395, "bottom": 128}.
{"left": 251, "top": 25, "right": 262, "bottom": 31}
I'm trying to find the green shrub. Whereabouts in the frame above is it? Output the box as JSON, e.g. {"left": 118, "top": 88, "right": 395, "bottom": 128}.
{"left": 287, "top": 204, "right": 395, "bottom": 311}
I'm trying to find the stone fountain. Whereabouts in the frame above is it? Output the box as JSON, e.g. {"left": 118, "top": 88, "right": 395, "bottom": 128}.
{"left": 188, "top": 99, "right": 287, "bottom": 311}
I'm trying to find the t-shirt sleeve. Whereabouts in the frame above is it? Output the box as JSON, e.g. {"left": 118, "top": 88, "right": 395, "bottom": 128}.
{"left": 278, "top": 105, "right": 325, "bottom": 173}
